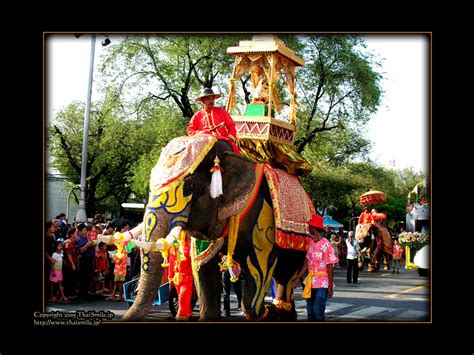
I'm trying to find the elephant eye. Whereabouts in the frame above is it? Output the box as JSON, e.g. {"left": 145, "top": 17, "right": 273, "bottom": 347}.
{"left": 174, "top": 147, "right": 185, "bottom": 155}
{"left": 184, "top": 177, "right": 194, "bottom": 189}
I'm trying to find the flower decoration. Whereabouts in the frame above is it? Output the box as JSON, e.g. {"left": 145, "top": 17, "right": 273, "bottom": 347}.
{"left": 398, "top": 232, "right": 429, "bottom": 250}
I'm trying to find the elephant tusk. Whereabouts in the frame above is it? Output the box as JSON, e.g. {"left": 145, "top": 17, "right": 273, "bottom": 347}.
{"left": 128, "top": 222, "right": 144, "bottom": 238}
{"left": 97, "top": 234, "right": 115, "bottom": 245}
{"left": 98, "top": 223, "right": 144, "bottom": 245}
{"left": 132, "top": 239, "right": 160, "bottom": 252}
{"left": 132, "top": 226, "right": 183, "bottom": 252}
{"left": 156, "top": 225, "right": 182, "bottom": 251}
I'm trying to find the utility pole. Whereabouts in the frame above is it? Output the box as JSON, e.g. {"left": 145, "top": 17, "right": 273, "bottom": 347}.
{"left": 75, "top": 34, "right": 96, "bottom": 223}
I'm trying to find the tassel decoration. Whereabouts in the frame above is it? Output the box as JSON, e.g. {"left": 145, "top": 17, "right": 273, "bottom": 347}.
{"left": 161, "top": 248, "right": 169, "bottom": 267}
{"left": 179, "top": 230, "right": 187, "bottom": 261}
{"left": 210, "top": 156, "right": 224, "bottom": 199}
{"left": 226, "top": 214, "right": 240, "bottom": 269}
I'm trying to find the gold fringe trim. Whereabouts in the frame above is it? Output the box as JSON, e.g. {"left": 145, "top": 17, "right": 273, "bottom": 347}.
{"left": 190, "top": 236, "right": 225, "bottom": 272}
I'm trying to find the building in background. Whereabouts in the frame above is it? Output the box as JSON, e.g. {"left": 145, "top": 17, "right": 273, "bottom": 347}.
{"left": 45, "top": 167, "right": 78, "bottom": 223}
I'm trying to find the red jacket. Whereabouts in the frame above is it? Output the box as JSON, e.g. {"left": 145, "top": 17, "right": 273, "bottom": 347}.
{"left": 187, "top": 107, "right": 237, "bottom": 143}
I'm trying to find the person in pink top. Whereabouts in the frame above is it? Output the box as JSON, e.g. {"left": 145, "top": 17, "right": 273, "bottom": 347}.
{"left": 293, "top": 214, "right": 339, "bottom": 321}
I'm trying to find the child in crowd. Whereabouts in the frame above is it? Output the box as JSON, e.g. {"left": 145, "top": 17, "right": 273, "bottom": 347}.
{"left": 107, "top": 252, "right": 127, "bottom": 301}
{"left": 95, "top": 242, "right": 110, "bottom": 293}
{"left": 49, "top": 241, "right": 68, "bottom": 301}
{"left": 105, "top": 220, "right": 131, "bottom": 301}
{"left": 392, "top": 240, "right": 404, "bottom": 274}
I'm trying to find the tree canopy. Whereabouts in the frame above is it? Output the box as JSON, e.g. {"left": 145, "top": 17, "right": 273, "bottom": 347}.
{"left": 48, "top": 93, "right": 186, "bottom": 216}
{"left": 101, "top": 35, "right": 244, "bottom": 119}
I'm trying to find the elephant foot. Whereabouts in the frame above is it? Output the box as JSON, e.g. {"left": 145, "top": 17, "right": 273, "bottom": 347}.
{"left": 272, "top": 298, "right": 292, "bottom": 312}
{"left": 272, "top": 299, "right": 297, "bottom": 320}
{"left": 245, "top": 305, "right": 271, "bottom": 321}
{"left": 198, "top": 311, "right": 222, "bottom": 322}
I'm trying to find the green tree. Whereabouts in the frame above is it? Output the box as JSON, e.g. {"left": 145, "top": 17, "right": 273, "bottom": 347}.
{"left": 101, "top": 35, "right": 244, "bottom": 119}
{"left": 128, "top": 112, "right": 187, "bottom": 199}
{"left": 47, "top": 94, "right": 184, "bottom": 216}
{"left": 300, "top": 158, "right": 425, "bottom": 229}
{"left": 293, "top": 35, "right": 383, "bottom": 154}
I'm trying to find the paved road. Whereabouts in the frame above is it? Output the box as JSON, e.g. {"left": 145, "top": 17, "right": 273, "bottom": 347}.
{"left": 45, "top": 264, "right": 429, "bottom": 322}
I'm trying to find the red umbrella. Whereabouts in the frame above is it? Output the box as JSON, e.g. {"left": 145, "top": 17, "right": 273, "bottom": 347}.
{"left": 360, "top": 190, "right": 386, "bottom": 205}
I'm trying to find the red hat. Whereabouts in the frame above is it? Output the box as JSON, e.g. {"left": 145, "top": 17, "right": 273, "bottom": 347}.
{"left": 306, "top": 214, "right": 324, "bottom": 230}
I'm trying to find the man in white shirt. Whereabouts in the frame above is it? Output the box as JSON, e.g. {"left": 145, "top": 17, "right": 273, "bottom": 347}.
{"left": 405, "top": 204, "right": 417, "bottom": 232}
{"left": 346, "top": 231, "right": 361, "bottom": 284}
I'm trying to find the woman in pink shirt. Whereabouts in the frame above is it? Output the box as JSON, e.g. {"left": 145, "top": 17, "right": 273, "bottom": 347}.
{"left": 293, "top": 214, "right": 339, "bottom": 321}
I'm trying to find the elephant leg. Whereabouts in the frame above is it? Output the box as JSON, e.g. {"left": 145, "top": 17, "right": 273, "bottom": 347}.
{"left": 196, "top": 254, "right": 222, "bottom": 321}
{"left": 272, "top": 248, "right": 305, "bottom": 321}
{"left": 242, "top": 199, "right": 277, "bottom": 320}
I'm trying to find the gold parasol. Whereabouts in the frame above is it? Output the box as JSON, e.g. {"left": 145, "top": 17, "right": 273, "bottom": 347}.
{"left": 360, "top": 190, "right": 386, "bottom": 205}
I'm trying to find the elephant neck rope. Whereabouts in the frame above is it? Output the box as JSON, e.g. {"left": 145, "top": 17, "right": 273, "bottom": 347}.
{"left": 191, "top": 163, "right": 265, "bottom": 268}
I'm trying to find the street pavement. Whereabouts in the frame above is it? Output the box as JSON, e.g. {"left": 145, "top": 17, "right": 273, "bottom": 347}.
{"left": 45, "top": 263, "right": 429, "bottom": 322}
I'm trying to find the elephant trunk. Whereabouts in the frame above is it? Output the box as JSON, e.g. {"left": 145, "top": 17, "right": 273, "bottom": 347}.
{"left": 121, "top": 225, "right": 183, "bottom": 321}
{"left": 122, "top": 249, "right": 165, "bottom": 321}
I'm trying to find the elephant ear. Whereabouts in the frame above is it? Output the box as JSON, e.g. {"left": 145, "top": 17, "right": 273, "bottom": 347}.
{"left": 218, "top": 151, "right": 256, "bottom": 221}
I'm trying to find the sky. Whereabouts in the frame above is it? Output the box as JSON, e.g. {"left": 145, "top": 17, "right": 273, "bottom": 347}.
{"left": 46, "top": 34, "right": 429, "bottom": 174}
{"left": 362, "top": 35, "right": 428, "bottom": 174}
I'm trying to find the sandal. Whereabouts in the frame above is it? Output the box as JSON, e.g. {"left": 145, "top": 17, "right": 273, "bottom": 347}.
{"left": 105, "top": 296, "right": 116, "bottom": 301}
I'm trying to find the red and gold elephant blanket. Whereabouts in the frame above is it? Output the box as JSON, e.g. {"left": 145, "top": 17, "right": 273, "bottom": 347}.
{"left": 264, "top": 165, "right": 315, "bottom": 252}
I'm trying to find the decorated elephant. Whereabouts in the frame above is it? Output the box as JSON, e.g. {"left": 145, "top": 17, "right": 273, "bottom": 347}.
{"left": 107, "top": 135, "right": 315, "bottom": 321}
{"left": 355, "top": 222, "right": 393, "bottom": 272}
